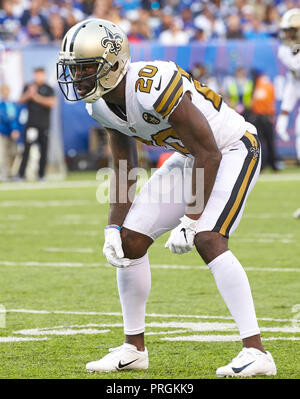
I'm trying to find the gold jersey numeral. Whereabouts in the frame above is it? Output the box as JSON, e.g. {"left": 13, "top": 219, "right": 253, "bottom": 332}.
{"left": 151, "top": 127, "right": 189, "bottom": 155}
{"left": 135, "top": 65, "right": 158, "bottom": 93}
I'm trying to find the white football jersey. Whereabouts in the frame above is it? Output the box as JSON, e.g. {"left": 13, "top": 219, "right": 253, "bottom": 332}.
{"left": 278, "top": 45, "right": 300, "bottom": 111}
{"left": 278, "top": 45, "right": 300, "bottom": 79}
{"left": 86, "top": 60, "right": 255, "bottom": 156}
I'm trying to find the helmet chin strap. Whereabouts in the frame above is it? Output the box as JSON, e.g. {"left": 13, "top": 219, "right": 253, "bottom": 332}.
{"left": 82, "top": 80, "right": 113, "bottom": 103}
{"left": 82, "top": 58, "right": 130, "bottom": 103}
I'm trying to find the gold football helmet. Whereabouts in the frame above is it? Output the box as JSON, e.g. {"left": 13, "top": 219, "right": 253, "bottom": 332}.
{"left": 57, "top": 18, "right": 130, "bottom": 103}
{"left": 279, "top": 8, "right": 300, "bottom": 50}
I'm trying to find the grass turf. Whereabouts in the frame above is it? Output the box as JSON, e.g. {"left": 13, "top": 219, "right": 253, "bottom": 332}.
{"left": 0, "top": 167, "right": 299, "bottom": 379}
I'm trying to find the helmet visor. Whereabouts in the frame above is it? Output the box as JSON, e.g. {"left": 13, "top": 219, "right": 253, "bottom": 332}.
{"left": 57, "top": 57, "right": 112, "bottom": 101}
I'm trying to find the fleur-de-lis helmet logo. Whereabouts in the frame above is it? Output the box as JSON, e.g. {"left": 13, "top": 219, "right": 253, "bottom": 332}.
{"left": 101, "top": 26, "right": 123, "bottom": 56}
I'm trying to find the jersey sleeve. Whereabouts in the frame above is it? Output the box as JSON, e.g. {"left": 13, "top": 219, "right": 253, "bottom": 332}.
{"left": 278, "top": 45, "right": 299, "bottom": 71}
{"left": 86, "top": 102, "right": 109, "bottom": 129}
{"left": 136, "top": 61, "right": 187, "bottom": 122}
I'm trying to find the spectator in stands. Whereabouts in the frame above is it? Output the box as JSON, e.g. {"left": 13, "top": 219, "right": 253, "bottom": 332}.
{"left": 226, "top": 14, "right": 244, "bottom": 39}
{"left": 91, "top": 0, "right": 110, "bottom": 19}
{"left": 180, "top": 7, "right": 196, "bottom": 39}
{"left": 0, "top": 0, "right": 295, "bottom": 45}
{"left": 48, "top": 12, "right": 67, "bottom": 42}
{"left": 0, "top": 84, "right": 21, "bottom": 182}
{"left": 18, "top": 68, "right": 56, "bottom": 181}
{"left": 263, "top": 3, "right": 280, "bottom": 37}
{"left": 190, "top": 27, "right": 206, "bottom": 42}
{"left": 223, "top": 67, "right": 254, "bottom": 119}
{"left": 138, "top": 9, "right": 153, "bottom": 38}
{"left": 0, "top": 0, "right": 22, "bottom": 41}
{"left": 191, "top": 63, "right": 220, "bottom": 93}
{"left": 106, "top": 7, "right": 131, "bottom": 34}
{"left": 244, "top": 14, "right": 272, "bottom": 39}
{"left": 81, "top": 0, "right": 96, "bottom": 16}
{"left": 250, "top": 69, "right": 278, "bottom": 171}
{"left": 127, "top": 19, "right": 147, "bottom": 42}
{"left": 194, "top": 5, "right": 226, "bottom": 39}
{"left": 159, "top": 16, "right": 189, "bottom": 45}
{"left": 24, "top": 16, "right": 50, "bottom": 42}
{"left": 250, "top": 0, "right": 268, "bottom": 21}
{"left": 152, "top": 10, "right": 173, "bottom": 38}
{"left": 59, "top": 0, "right": 86, "bottom": 28}
{"left": 20, "top": 0, "right": 50, "bottom": 42}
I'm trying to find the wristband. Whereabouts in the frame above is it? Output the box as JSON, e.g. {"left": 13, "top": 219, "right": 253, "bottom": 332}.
{"left": 105, "top": 224, "right": 121, "bottom": 231}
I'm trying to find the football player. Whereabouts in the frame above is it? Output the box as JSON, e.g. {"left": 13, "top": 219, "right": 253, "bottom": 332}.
{"left": 276, "top": 8, "right": 300, "bottom": 165}
{"left": 57, "top": 18, "right": 276, "bottom": 377}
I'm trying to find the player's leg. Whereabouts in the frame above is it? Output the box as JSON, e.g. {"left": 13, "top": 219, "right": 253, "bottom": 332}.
{"left": 118, "top": 227, "right": 152, "bottom": 352}
{"left": 18, "top": 127, "right": 32, "bottom": 179}
{"left": 86, "top": 152, "right": 187, "bottom": 372}
{"left": 194, "top": 131, "right": 276, "bottom": 377}
{"left": 0, "top": 135, "right": 9, "bottom": 181}
{"left": 38, "top": 128, "right": 49, "bottom": 179}
{"left": 118, "top": 153, "right": 187, "bottom": 348}
{"left": 276, "top": 77, "right": 297, "bottom": 143}
{"left": 295, "top": 107, "right": 300, "bottom": 163}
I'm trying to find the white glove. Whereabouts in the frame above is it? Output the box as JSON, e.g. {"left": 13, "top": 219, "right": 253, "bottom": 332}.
{"left": 103, "top": 226, "right": 131, "bottom": 268}
{"left": 165, "top": 215, "right": 198, "bottom": 254}
{"left": 276, "top": 114, "right": 289, "bottom": 142}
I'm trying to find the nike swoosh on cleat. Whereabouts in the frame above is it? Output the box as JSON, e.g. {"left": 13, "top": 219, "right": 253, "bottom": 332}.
{"left": 232, "top": 361, "right": 255, "bottom": 373}
{"left": 180, "top": 227, "right": 188, "bottom": 243}
{"left": 154, "top": 76, "right": 162, "bottom": 91}
{"left": 117, "top": 359, "right": 139, "bottom": 369}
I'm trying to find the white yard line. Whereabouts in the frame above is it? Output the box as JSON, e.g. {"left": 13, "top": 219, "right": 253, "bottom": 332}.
{"left": 13, "top": 328, "right": 110, "bottom": 336}
{"left": 0, "top": 260, "right": 299, "bottom": 273}
{"left": 243, "top": 213, "right": 293, "bottom": 219}
{"left": 0, "top": 200, "right": 95, "bottom": 207}
{"left": 0, "top": 261, "right": 103, "bottom": 267}
{"left": 4, "top": 308, "right": 299, "bottom": 323}
{"left": 44, "top": 248, "right": 95, "bottom": 254}
{"left": 257, "top": 173, "right": 300, "bottom": 182}
{"left": 0, "top": 173, "right": 299, "bottom": 192}
{"left": 0, "top": 180, "right": 99, "bottom": 191}
{"left": 0, "top": 337, "right": 48, "bottom": 343}
{"left": 162, "top": 335, "right": 300, "bottom": 342}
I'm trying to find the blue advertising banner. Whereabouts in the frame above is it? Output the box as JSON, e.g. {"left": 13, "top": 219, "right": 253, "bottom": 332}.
{"left": 17, "top": 40, "right": 298, "bottom": 159}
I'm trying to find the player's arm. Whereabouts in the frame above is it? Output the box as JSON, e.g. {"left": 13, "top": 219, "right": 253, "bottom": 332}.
{"left": 168, "top": 93, "right": 222, "bottom": 220}
{"left": 32, "top": 92, "right": 56, "bottom": 108}
{"left": 106, "top": 128, "right": 138, "bottom": 226}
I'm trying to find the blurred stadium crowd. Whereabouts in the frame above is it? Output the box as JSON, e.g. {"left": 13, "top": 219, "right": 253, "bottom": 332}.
{"left": 0, "top": 0, "right": 300, "bottom": 45}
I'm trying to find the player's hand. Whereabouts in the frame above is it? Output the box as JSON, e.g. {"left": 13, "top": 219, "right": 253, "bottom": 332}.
{"left": 276, "top": 114, "right": 289, "bottom": 142}
{"left": 165, "top": 215, "right": 198, "bottom": 254}
{"left": 103, "top": 226, "right": 131, "bottom": 268}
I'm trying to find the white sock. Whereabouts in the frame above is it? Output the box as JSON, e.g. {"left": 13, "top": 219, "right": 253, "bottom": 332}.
{"left": 208, "top": 250, "right": 260, "bottom": 339}
{"left": 117, "top": 253, "right": 151, "bottom": 335}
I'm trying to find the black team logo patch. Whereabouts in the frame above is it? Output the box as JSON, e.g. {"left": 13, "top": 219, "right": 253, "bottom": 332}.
{"left": 143, "top": 112, "right": 160, "bottom": 124}
{"left": 250, "top": 145, "right": 260, "bottom": 159}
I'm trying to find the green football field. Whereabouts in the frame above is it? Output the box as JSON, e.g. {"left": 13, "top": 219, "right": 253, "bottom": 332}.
{"left": 0, "top": 168, "right": 300, "bottom": 380}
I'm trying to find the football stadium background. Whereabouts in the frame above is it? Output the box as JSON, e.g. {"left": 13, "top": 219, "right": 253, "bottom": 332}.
{"left": 1, "top": 0, "right": 300, "bottom": 382}
{"left": 1, "top": 38, "right": 299, "bottom": 172}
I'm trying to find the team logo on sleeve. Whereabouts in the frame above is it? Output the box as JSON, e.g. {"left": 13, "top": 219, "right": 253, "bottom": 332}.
{"left": 250, "top": 145, "right": 260, "bottom": 159}
{"left": 143, "top": 112, "right": 160, "bottom": 124}
{"left": 101, "top": 27, "right": 123, "bottom": 55}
